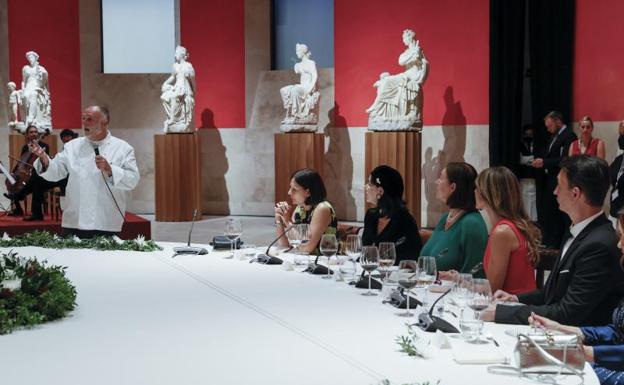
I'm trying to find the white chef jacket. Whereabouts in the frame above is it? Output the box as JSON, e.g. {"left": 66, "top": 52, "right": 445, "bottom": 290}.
{"left": 34, "top": 132, "right": 140, "bottom": 232}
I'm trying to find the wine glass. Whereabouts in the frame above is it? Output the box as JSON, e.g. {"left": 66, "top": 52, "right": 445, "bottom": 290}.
{"left": 465, "top": 278, "right": 492, "bottom": 343}
{"left": 377, "top": 242, "right": 396, "bottom": 278}
{"left": 452, "top": 273, "right": 473, "bottom": 308}
{"left": 360, "top": 246, "right": 379, "bottom": 296}
{"left": 397, "top": 273, "right": 418, "bottom": 317}
{"left": 344, "top": 234, "right": 362, "bottom": 282}
{"left": 319, "top": 234, "right": 338, "bottom": 279}
{"left": 417, "top": 256, "right": 437, "bottom": 306}
{"left": 224, "top": 218, "right": 243, "bottom": 259}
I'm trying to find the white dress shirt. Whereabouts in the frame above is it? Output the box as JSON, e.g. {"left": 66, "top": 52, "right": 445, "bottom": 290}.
{"left": 34, "top": 132, "right": 140, "bottom": 232}
{"left": 560, "top": 210, "right": 604, "bottom": 262}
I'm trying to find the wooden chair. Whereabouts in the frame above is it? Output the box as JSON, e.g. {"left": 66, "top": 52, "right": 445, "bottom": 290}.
{"left": 535, "top": 248, "right": 559, "bottom": 288}
{"left": 47, "top": 187, "right": 63, "bottom": 221}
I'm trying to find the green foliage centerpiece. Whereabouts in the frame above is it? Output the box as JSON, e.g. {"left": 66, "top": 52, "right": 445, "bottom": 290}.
{"left": 0, "top": 230, "right": 161, "bottom": 252}
{"left": 0, "top": 251, "right": 77, "bottom": 335}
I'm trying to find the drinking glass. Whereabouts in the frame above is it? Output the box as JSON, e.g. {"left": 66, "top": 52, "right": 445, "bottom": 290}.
{"left": 319, "top": 234, "right": 338, "bottom": 279}
{"left": 224, "top": 218, "right": 243, "bottom": 259}
{"left": 465, "top": 278, "right": 492, "bottom": 343}
{"left": 378, "top": 242, "right": 396, "bottom": 278}
{"left": 397, "top": 273, "right": 418, "bottom": 316}
{"left": 417, "top": 256, "right": 437, "bottom": 306}
{"left": 360, "top": 246, "right": 379, "bottom": 296}
{"left": 452, "top": 273, "right": 473, "bottom": 308}
{"left": 344, "top": 234, "right": 362, "bottom": 282}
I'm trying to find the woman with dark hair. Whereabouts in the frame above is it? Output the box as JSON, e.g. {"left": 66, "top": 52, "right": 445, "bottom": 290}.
{"left": 475, "top": 167, "right": 541, "bottom": 294}
{"left": 362, "top": 165, "right": 422, "bottom": 264}
{"left": 275, "top": 168, "right": 337, "bottom": 254}
{"left": 529, "top": 215, "right": 624, "bottom": 385}
{"left": 420, "top": 162, "right": 488, "bottom": 274}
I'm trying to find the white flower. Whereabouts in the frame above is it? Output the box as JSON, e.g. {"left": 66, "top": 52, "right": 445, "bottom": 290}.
{"left": 2, "top": 232, "right": 11, "bottom": 241}
{"left": 112, "top": 235, "right": 124, "bottom": 245}
{"left": 1, "top": 278, "right": 21, "bottom": 290}
{"left": 135, "top": 235, "right": 146, "bottom": 247}
{"left": 72, "top": 235, "right": 82, "bottom": 243}
{"left": 53, "top": 234, "right": 60, "bottom": 240}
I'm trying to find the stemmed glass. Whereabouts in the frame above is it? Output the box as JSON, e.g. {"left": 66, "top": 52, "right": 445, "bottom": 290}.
{"left": 287, "top": 224, "right": 309, "bottom": 266}
{"left": 397, "top": 272, "right": 418, "bottom": 317}
{"left": 377, "top": 242, "right": 396, "bottom": 278}
{"left": 319, "top": 234, "right": 338, "bottom": 279}
{"left": 360, "top": 246, "right": 379, "bottom": 296}
{"left": 417, "top": 256, "right": 437, "bottom": 307}
{"left": 224, "top": 218, "right": 243, "bottom": 259}
{"left": 466, "top": 278, "right": 492, "bottom": 343}
{"left": 344, "top": 235, "right": 362, "bottom": 283}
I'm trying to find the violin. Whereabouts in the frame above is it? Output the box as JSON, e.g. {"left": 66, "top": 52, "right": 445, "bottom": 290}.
{"left": 4, "top": 134, "right": 44, "bottom": 196}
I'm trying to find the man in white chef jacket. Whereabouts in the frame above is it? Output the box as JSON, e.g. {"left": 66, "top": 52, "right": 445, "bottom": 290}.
{"left": 31, "top": 105, "right": 140, "bottom": 237}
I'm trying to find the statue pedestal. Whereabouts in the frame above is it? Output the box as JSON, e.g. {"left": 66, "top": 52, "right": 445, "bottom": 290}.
{"left": 274, "top": 133, "right": 324, "bottom": 204}
{"left": 154, "top": 133, "right": 202, "bottom": 222}
{"left": 9, "top": 133, "right": 58, "bottom": 168}
{"left": 365, "top": 131, "right": 421, "bottom": 225}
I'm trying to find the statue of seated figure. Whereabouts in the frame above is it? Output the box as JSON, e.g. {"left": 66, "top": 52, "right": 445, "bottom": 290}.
{"left": 367, "top": 29, "right": 429, "bottom": 131}
{"left": 279, "top": 43, "right": 320, "bottom": 132}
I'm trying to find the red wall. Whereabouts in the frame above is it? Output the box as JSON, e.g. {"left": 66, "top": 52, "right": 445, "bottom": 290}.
{"left": 334, "top": 0, "right": 489, "bottom": 127}
{"left": 180, "top": 0, "right": 246, "bottom": 128}
{"left": 8, "top": 0, "right": 82, "bottom": 129}
{"left": 574, "top": 0, "right": 624, "bottom": 122}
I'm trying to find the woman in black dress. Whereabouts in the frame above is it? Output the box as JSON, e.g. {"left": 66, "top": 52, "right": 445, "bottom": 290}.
{"left": 362, "top": 165, "right": 422, "bottom": 265}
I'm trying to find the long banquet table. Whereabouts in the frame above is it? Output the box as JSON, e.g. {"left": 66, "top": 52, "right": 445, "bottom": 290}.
{"left": 0, "top": 243, "right": 598, "bottom": 385}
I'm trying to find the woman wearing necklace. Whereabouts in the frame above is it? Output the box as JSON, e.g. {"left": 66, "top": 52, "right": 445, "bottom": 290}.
{"left": 275, "top": 169, "right": 337, "bottom": 254}
{"left": 569, "top": 116, "right": 605, "bottom": 159}
{"left": 476, "top": 167, "right": 541, "bottom": 294}
{"left": 362, "top": 165, "right": 422, "bottom": 265}
{"left": 420, "top": 162, "right": 488, "bottom": 275}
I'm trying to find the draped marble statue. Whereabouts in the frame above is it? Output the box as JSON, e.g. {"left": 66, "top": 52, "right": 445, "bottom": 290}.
{"left": 7, "top": 82, "right": 25, "bottom": 133}
{"left": 20, "top": 51, "right": 52, "bottom": 133}
{"left": 161, "top": 46, "right": 196, "bottom": 133}
{"left": 279, "top": 43, "right": 320, "bottom": 133}
{"left": 367, "top": 29, "right": 429, "bottom": 131}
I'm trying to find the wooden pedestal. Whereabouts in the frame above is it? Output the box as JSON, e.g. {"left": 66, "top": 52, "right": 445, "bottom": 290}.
{"left": 365, "top": 131, "right": 421, "bottom": 225}
{"left": 274, "top": 133, "right": 324, "bottom": 204}
{"left": 154, "top": 133, "right": 202, "bottom": 222}
{"left": 9, "top": 133, "right": 58, "bottom": 167}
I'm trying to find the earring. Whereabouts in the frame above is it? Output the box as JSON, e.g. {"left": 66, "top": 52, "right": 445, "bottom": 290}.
{"left": 376, "top": 194, "right": 382, "bottom": 200}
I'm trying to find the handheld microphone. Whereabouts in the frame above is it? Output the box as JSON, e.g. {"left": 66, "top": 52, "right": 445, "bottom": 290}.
{"left": 250, "top": 224, "right": 293, "bottom": 265}
{"left": 172, "top": 209, "right": 209, "bottom": 257}
{"left": 92, "top": 144, "right": 125, "bottom": 221}
{"left": 416, "top": 288, "right": 460, "bottom": 333}
{"left": 94, "top": 146, "right": 100, "bottom": 156}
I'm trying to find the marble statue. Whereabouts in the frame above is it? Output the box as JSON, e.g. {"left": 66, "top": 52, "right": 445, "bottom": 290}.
{"left": 21, "top": 51, "right": 52, "bottom": 133}
{"left": 279, "top": 43, "right": 320, "bottom": 132}
{"left": 7, "top": 82, "right": 25, "bottom": 133}
{"left": 161, "top": 46, "right": 196, "bottom": 133}
{"left": 366, "top": 29, "right": 429, "bottom": 131}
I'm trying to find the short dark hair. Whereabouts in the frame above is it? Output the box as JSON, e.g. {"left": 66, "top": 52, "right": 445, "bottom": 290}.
{"left": 292, "top": 168, "right": 327, "bottom": 207}
{"left": 59, "top": 128, "right": 78, "bottom": 139}
{"left": 445, "top": 162, "right": 478, "bottom": 211}
{"left": 25, "top": 125, "right": 37, "bottom": 134}
{"left": 559, "top": 155, "right": 610, "bottom": 207}
{"left": 97, "top": 106, "right": 110, "bottom": 123}
{"left": 545, "top": 110, "right": 564, "bottom": 123}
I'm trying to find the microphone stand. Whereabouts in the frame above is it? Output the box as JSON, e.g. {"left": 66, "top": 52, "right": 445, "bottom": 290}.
{"left": 172, "top": 209, "right": 208, "bottom": 257}
{"left": 413, "top": 288, "right": 460, "bottom": 333}
{"left": 250, "top": 224, "right": 294, "bottom": 265}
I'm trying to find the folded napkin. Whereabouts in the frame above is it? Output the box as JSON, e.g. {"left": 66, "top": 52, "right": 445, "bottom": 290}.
{"left": 452, "top": 339, "right": 508, "bottom": 364}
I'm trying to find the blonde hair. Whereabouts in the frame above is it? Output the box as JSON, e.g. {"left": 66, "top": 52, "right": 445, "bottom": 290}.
{"left": 476, "top": 167, "right": 542, "bottom": 265}
{"left": 579, "top": 115, "right": 594, "bottom": 128}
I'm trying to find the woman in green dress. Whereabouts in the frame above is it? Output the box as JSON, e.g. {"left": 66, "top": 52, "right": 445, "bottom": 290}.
{"left": 420, "top": 162, "right": 488, "bottom": 276}
{"left": 275, "top": 169, "right": 337, "bottom": 254}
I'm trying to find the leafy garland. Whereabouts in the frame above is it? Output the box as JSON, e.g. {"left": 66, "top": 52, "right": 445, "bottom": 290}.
{"left": 0, "top": 230, "right": 161, "bottom": 252}
{"left": 0, "top": 251, "right": 77, "bottom": 334}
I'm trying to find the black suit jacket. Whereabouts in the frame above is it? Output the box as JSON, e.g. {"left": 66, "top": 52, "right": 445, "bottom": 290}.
{"left": 542, "top": 126, "right": 576, "bottom": 184}
{"left": 610, "top": 154, "right": 624, "bottom": 217}
{"left": 495, "top": 214, "right": 624, "bottom": 326}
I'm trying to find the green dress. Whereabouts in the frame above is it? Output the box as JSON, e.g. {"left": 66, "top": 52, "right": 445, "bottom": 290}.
{"left": 293, "top": 201, "right": 338, "bottom": 254}
{"left": 419, "top": 211, "right": 488, "bottom": 276}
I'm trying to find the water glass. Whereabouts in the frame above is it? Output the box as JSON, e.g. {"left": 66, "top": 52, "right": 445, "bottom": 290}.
{"left": 378, "top": 242, "right": 396, "bottom": 278}
{"left": 344, "top": 234, "right": 362, "bottom": 282}
{"left": 465, "top": 278, "right": 492, "bottom": 343}
{"left": 417, "top": 256, "right": 437, "bottom": 306}
{"left": 224, "top": 218, "right": 243, "bottom": 259}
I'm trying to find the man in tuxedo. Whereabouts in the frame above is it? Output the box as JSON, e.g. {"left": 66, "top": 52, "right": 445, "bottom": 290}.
{"left": 482, "top": 155, "right": 624, "bottom": 326}
{"left": 531, "top": 111, "right": 577, "bottom": 247}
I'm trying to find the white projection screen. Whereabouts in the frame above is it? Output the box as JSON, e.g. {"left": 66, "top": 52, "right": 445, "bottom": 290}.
{"left": 102, "top": 0, "right": 177, "bottom": 73}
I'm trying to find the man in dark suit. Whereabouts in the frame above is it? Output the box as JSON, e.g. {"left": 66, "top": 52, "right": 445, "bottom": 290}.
{"left": 482, "top": 155, "right": 624, "bottom": 326}
{"left": 531, "top": 111, "right": 577, "bottom": 247}
{"left": 609, "top": 120, "right": 624, "bottom": 217}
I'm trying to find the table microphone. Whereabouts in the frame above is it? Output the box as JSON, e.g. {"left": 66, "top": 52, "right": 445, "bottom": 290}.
{"left": 172, "top": 209, "right": 208, "bottom": 257}
{"left": 415, "top": 288, "right": 460, "bottom": 333}
{"left": 250, "top": 224, "right": 293, "bottom": 265}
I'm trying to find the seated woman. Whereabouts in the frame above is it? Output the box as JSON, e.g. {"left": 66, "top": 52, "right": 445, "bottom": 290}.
{"left": 475, "top": 167, "right": 541, "bottom": 294}
{"left": 275, "top": 169, "right": 337, "bottom": 254}
{"left": 529, "top": 214, "right": 624, "bottom": 385}
{"left": 421, "top": 162, "right": 488, "bottom": 275}
{"left": 569, "top": 115, "right": 606, "bottom": 159}
{"left": 362, "top": 165, "right": 422, "bottom": 265}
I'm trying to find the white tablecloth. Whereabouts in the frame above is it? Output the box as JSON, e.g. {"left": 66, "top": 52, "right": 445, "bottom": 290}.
{"left": 0, "top": 244, "right": 598, "bottom": 385}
